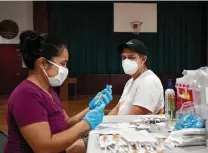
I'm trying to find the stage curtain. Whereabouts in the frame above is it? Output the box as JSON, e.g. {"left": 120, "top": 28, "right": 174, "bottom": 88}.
{"left": 48, "top": 1, "right": 206, "bottom": 74}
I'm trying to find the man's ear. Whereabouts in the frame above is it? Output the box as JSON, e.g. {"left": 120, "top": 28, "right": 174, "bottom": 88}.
{"left": 143, "top": 56, "right": 147, "bottom": 64}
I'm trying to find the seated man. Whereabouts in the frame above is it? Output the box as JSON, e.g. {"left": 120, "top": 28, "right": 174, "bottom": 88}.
{"left": 109, "top": 39, "right": 164, "bottom": 115}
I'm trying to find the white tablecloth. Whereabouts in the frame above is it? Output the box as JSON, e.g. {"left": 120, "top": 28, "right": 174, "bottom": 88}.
{"left": 87, "top": 115, "right": 208, "bottom": 153}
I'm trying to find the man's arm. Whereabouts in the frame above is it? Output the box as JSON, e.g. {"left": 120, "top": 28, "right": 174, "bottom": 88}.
{"left": 64, "top": 108, "right": 90, "bottom": 128}
{"left": 108, "top": 103, "right": 120, "bottom": 115}
{"left": 128, "top": 105, "right": 151, "bottom": 115}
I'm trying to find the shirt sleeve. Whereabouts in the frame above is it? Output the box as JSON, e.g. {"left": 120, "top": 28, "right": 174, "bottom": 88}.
{"left": 132, "top": 78, "right": 161, "bottom": 113}
{"left": 12, "top": 91, "right": 48, "bottom": 128}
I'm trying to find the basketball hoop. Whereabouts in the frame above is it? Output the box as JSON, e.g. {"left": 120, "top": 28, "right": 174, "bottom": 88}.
{"left": 131, "top": 21, "right": 143, "bottom": 35}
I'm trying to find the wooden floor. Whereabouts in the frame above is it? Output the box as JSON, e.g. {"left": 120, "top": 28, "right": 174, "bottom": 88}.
{"left": 0, "top": 95, "right": 118, "bottom": 133}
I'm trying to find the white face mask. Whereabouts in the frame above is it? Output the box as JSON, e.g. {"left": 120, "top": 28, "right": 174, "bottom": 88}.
{"left": 122, "top": 58, "right": 142, "bottom": 75}
{"left": 43, "top": 60, "right": 68, "bottom": 87}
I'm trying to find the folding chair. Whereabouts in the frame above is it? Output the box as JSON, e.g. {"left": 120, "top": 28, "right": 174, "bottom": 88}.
{"left": 0, "top": 130, "right": 7, "bottom": 153}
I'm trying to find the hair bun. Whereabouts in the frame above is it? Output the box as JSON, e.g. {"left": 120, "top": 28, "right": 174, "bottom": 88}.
{"left": 19, "top": 30, "right": 38, "bottom": 44}
{"left": 18, "top": 30, "right": 44, "bottom": 56}
{"left": 39, "top": 33, "right": 48, "bottom": 40}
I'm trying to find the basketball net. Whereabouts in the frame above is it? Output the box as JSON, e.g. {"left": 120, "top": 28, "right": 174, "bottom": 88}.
{"left": 131, "top": 21, "right": 143, "bottom": 35}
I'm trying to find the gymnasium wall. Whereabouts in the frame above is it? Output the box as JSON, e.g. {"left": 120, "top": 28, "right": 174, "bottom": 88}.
{"left": 0, "top": 1, "right": 33, "bottom": 44}
{"left": 46, "top": 2, "right": 207, "bottom": 95}
{"left": 0, "top": 1, "right": 33, "bottom": 94}
{"left": 48, "top": 1, "right": 206, "bottom": 74}
{"left": 0, "top": 1, "right": 208, "bottom": 96}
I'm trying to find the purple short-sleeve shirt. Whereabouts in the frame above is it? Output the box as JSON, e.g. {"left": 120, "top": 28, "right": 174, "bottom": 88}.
{"left": 4, "top": 80, "right": 67, "bottom": 153}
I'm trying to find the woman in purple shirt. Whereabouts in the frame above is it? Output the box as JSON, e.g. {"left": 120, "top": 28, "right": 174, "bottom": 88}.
{"left": 4, "top": 30, "right": 112, "bottom": 153}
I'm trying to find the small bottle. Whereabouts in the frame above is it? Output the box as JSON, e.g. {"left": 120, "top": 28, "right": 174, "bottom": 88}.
{"left": 165, "top": 79, "right": 176, "bottom": 120}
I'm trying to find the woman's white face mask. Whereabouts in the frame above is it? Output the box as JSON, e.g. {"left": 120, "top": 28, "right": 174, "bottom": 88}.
{"left": 122, "top": 58, "right": 143, "bottom": 75}
{"left": 43, "top": 60, "right": 68, "bottom": 87}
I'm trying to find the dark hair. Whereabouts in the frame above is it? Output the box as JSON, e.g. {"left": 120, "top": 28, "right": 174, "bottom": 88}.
{"left": 18, "top": 30, "right": 67, "bottom": 70}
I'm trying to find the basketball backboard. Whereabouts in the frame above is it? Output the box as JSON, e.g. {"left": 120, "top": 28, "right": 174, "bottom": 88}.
{"left": 114, "top": 3, "right": 157, "bottom": 33}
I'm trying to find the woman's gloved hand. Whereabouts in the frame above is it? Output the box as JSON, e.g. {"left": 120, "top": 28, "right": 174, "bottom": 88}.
{"left": 89, "top": 85, "right": 112, "bottom": 110}
{"left": 83, "top": 103, "right": 105, "bottom": 130}
{"left": 101, "top": 85, "right": 113, "bottom": 105}
{"left": 89, "top": 92, "right": 102, "bottom": 110}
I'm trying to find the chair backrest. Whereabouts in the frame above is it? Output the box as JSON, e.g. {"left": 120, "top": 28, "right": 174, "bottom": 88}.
{"left": 0, "top": 131, "right": 7, "bottom": 153}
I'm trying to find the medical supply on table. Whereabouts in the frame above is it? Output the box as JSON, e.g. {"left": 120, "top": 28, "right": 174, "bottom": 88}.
{"left": 93, "top": 116, "right": 167, "bottom": 152}
{"left": 206, "top": 121, "right": 208, "bottom": 147}
{"left": 174, "top": 114, "right": 205, "bottom": 130}
{"left": 175, "top": 101, "right": 195, "bottom": 120}
{"left": 192, "top": 67, "right": 208, "bottom": 118}
{"left": 83, "top": 103, "right": 105, "bottom": 129}
{"left": 169, "top": 128, "right": 206, "bottom": 136}
{"left": 165, "top": 128, "right": 206, "bottom": 147}
{"left": 93, "top": 122, "right": 163, "bottom": 137}
{"left": 175, "top": 67, "right": 208, "bottom": 147}
{"left": 120, "top": 130, "right": 156, "bottom": 142}
{"left": 134, "top": 123, "right": 151, "bottom": 132}
{"left": 89, "top": 85, "right": 112, "bottom": 110}
{"left": 94, "top": 122, "right": 148, "bottom": 134}
{"left": 165, "top": 79, "right": 176, "bottom": 120}
{"left": 176, "top": 74, "right": 196, "bottom": 110}
{"left": 130, "top": 116, "right": 166, "bottom": 125}
{"left": 175, "top": 67, "right": 208, "bottom": 111}
{"left": 174, "top": 101, "right": 204, "bottom": 131}
{"left": 99, "top": 132, "right": 166, "bottom": 153}
{"left": 167, "top": 69, "right": 208, "bottom": 148}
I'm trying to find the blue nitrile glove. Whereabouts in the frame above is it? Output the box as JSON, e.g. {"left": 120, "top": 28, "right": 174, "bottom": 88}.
{"left": 89, "top": 85, "right": 112, "bottom": 110}
{"left": 101, "top": 85, "right": 113, "bottom": 105}
{"left": 175, "top": 114, "right": 205, "bottom": 131}
{"left": 89, "top": 92, "right": 102, "bottom": 110}
{"left": 83, "top": 102, "right": 105, "bottom": 130}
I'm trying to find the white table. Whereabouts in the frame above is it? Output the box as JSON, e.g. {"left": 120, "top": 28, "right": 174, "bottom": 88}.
{"left": 87, "top": 115, "right": 208, "bottom": 153}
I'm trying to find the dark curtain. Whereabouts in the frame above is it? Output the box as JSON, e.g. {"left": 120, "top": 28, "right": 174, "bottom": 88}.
{"left": 157, "top": 2, "right": 206, "bottom": 72}
{"left": 48, "top": 1, "right": 206, "bottom": 74}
